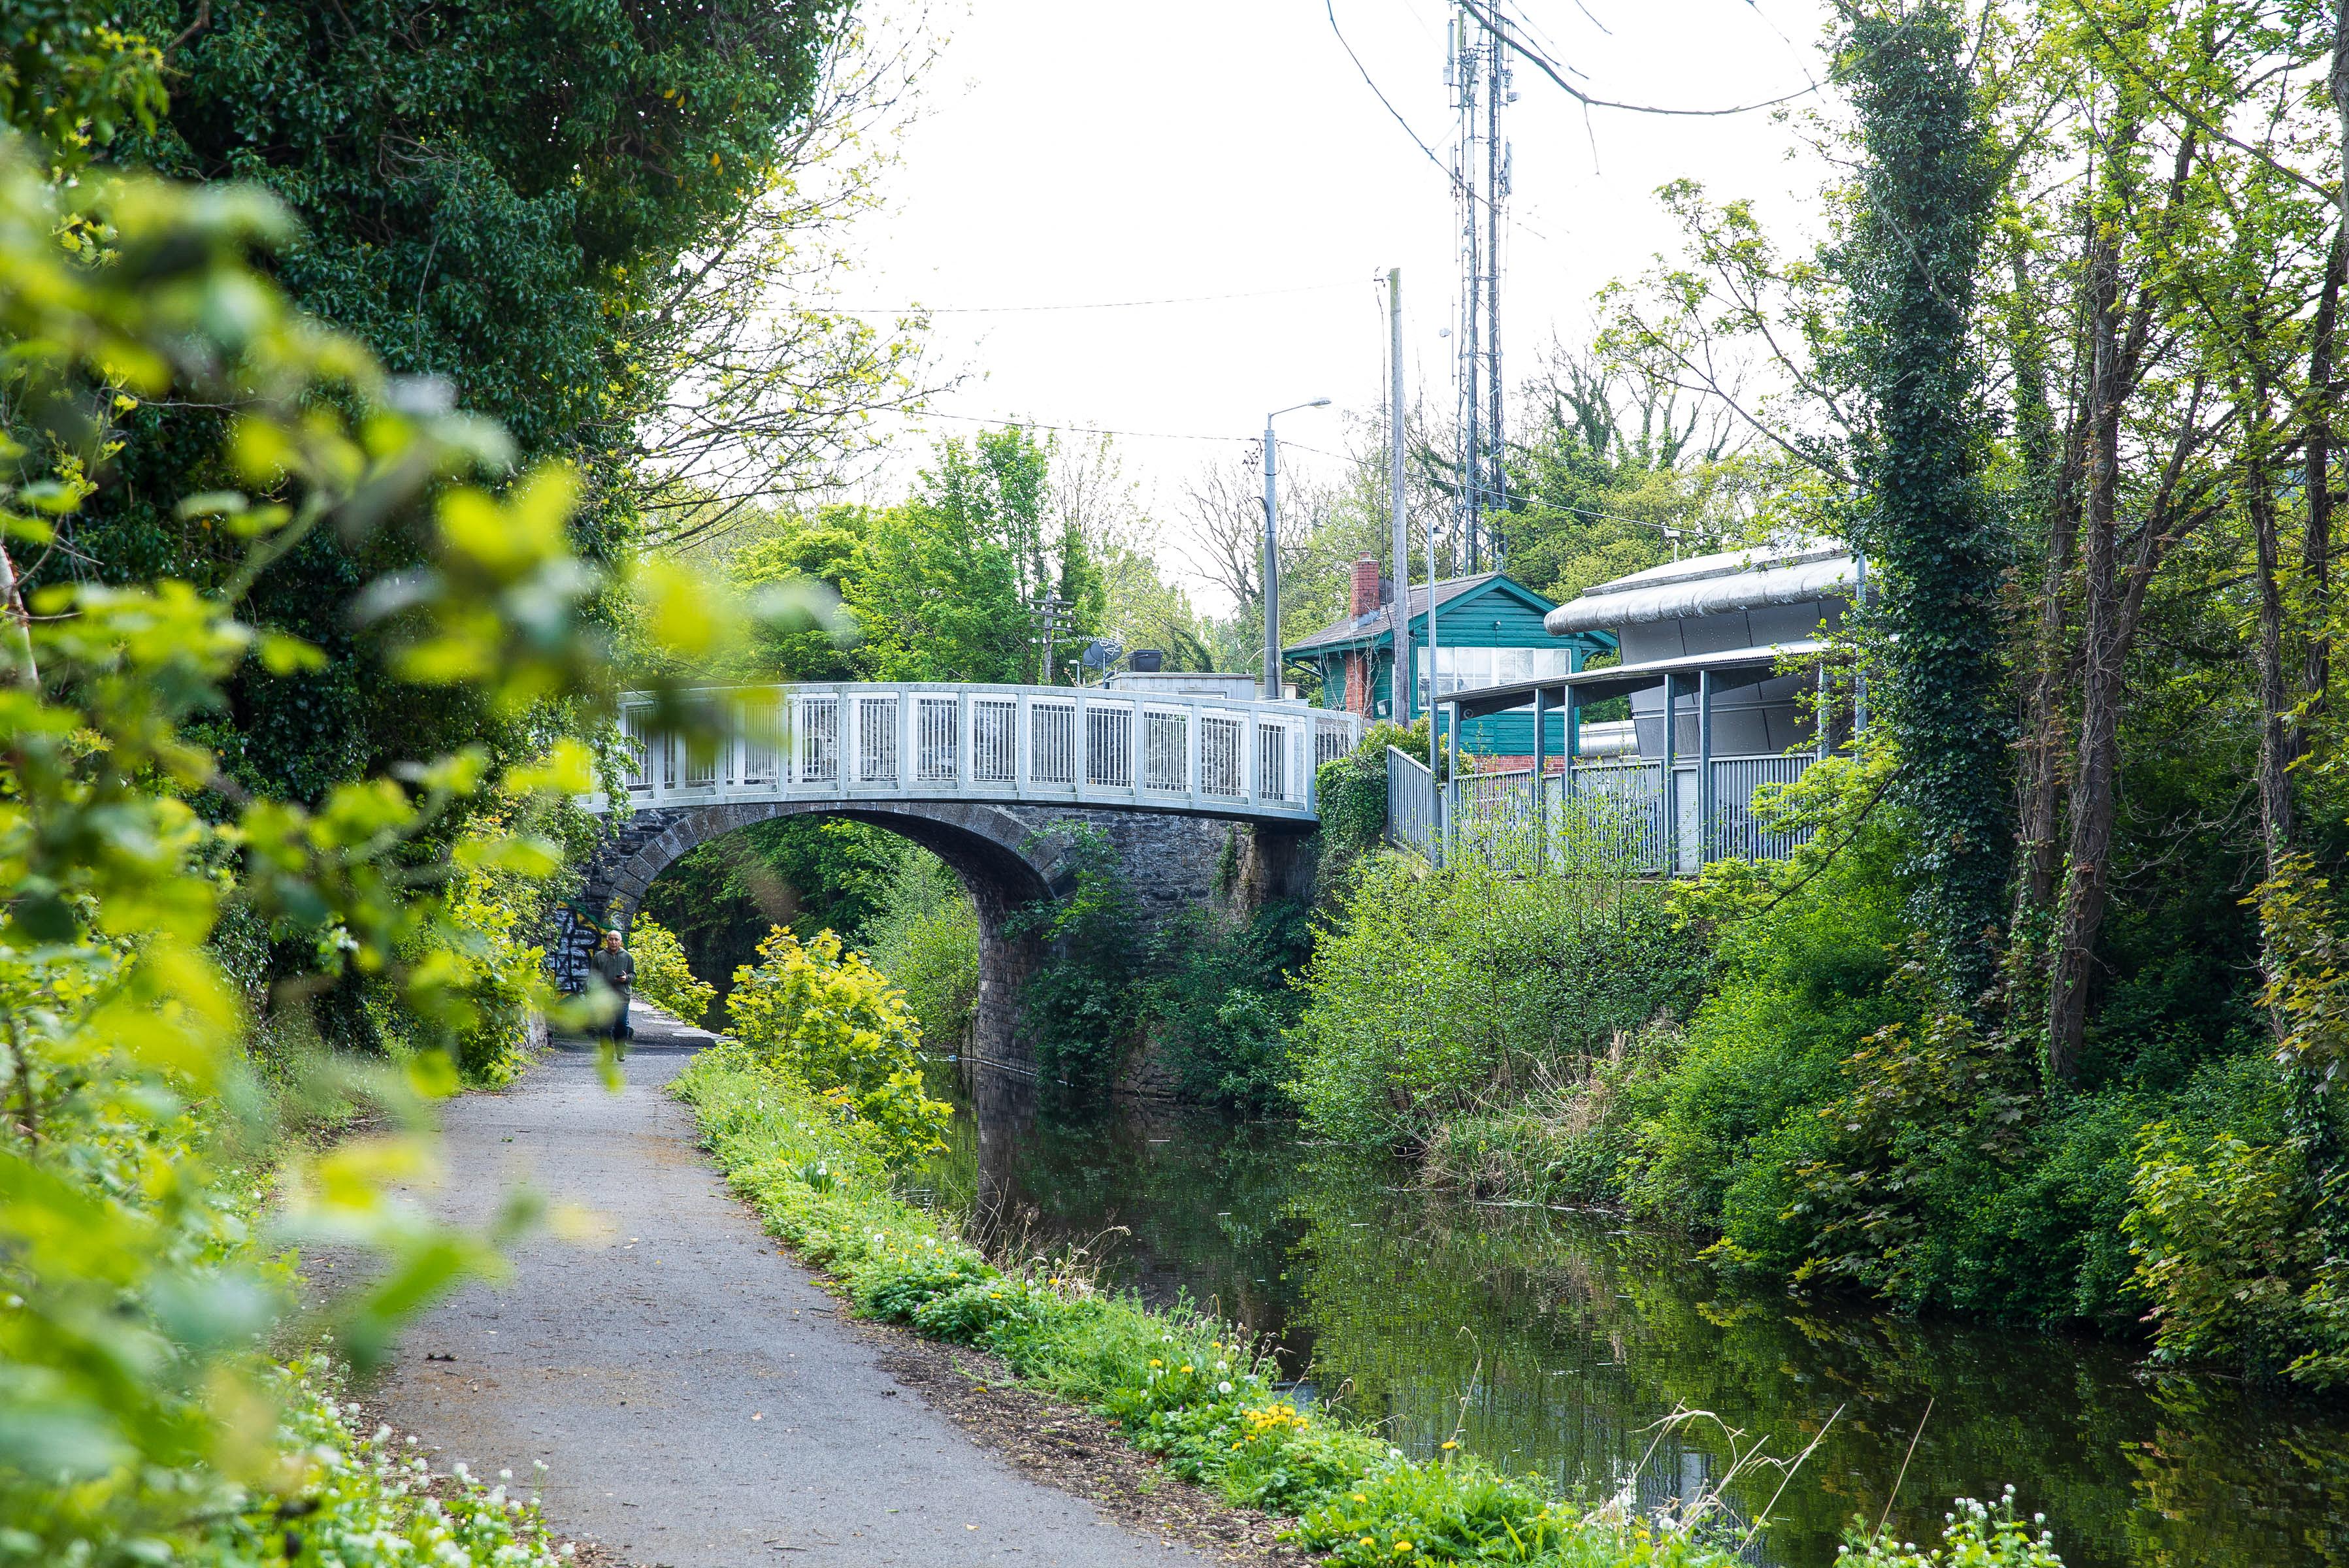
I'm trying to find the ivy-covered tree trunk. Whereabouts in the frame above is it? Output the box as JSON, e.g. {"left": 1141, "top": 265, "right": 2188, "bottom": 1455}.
{"left": 1839, "top": 2, "right": 2011, "bottom": 1004}
{"left": 2004, "top": 222, "right": 2082, "bottom": 1013}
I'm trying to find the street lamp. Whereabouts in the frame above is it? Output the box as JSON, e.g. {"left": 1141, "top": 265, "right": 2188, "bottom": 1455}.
{"left": 1262, "top": 397, "right": 1332, "bottom": 699}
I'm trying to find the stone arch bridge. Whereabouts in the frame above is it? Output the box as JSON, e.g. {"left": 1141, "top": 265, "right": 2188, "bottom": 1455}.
{"left": 561, "top": 683, "right": 1359, "bottom": 1078}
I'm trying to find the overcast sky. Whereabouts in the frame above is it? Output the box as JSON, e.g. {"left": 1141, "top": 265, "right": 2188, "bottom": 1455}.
{"left": 841, "top": 0, "right": 1835, "bottom": 607}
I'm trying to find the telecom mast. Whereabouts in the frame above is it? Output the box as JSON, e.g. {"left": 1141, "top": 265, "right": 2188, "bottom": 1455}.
{"left": 1447, "top": 6, "right": 1511, "bottom": 574}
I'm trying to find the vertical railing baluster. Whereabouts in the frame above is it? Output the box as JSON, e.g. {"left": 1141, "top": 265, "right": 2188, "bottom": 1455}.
{"left": 900, "top": 683, "right": 915, "bottom": 792}
{"left": 1186, "top": 698, "right": 1202, "bottom": 810}
{"left": 1015, "top": 691, "right": 1030, "bottom": 796}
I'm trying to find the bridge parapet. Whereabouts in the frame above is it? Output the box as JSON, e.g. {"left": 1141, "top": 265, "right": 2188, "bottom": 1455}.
{"left": 582, "top": 682, "right": 1362, "bottom": 825}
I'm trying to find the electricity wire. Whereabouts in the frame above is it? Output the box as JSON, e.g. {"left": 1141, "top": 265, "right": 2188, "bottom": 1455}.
{"left": 1322, "top": 0, "right": 1553, "bottom": 242}
{"left": 1458, "top": 0, "right": 1820, "bottom": 117}
{"left": 807, "top": 282, "right": 1356, "bottom": 315}
{"left": 905, "top": 408, "right": 1356, "bottom": 460}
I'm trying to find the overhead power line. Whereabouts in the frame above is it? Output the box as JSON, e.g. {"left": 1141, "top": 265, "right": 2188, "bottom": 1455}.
{"left": 907, "top": 408, "right": 1355, "bottom": 461}
{"left": 808, "top": 282, "right": 1356, "bottom": 316}
{"left": 1322, "top": 1, "right": 1552, "bottom": 242}
{"left": 1456, "top": 0, "right": 1821, "bottom": 118}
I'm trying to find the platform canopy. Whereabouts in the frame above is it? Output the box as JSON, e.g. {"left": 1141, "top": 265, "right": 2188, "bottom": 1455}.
{"left": 1541, "top": 537, "right": 1854, "bottom": 636}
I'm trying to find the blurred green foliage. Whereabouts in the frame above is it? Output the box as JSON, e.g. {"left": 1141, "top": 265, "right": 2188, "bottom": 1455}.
{"left": 0, "top": 127, "right": 632, "bottom": 1560}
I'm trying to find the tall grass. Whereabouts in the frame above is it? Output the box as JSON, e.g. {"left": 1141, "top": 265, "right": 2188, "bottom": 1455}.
{"left": 1287, "top": 841, "right": 1705, "bottom": 1151}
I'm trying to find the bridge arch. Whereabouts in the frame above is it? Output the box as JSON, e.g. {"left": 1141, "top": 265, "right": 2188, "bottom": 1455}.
{"left": 557, "top": 798, "right": 1241, "bottom": 1079}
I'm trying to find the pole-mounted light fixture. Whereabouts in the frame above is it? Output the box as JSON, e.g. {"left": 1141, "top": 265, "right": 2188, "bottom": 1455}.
{"left": 1262, "top": 399, "right": 1334, "bottom": 699}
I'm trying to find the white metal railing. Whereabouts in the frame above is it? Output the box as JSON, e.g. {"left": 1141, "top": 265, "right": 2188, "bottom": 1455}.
{"left": 1402, "top": 751, "right": 1822, "bottom": 875}
{"left": 1386, "top": 747, "right": 1437, "bottom": 853}
{"left": 592, "top": 683, "right": 1362, "bottom": 823}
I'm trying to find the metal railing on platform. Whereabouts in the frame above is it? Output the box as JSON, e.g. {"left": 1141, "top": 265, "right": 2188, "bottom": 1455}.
{"left": 586, "top": 683, "right": 1363, "bottom": 824}
{"left": 1393, "top": 750, "right": 1823, "bottom": 875}
{"left": 1386, "top": 747, "right": 1437, "bottom": 854}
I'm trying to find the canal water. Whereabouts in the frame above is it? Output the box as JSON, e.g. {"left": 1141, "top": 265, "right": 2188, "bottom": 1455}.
{"left": 909, "top": 1070, "right": 2349, "bottom": 1568}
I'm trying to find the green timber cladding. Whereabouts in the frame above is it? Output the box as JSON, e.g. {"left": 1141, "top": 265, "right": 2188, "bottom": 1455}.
{"left": 1283, "top": 570, "right": 1615, "bottom": 757}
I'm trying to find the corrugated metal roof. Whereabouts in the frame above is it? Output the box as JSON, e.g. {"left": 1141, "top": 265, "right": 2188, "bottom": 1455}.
{"left": 1542, "top": 536, "right": 1855, "bottom": 635}
{"left": 1283, "top": 572, "right": 1510, "bottom": 655}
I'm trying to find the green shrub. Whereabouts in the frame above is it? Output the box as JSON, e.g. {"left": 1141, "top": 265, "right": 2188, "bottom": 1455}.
{"left": 726, "top": 926, "right": 951, "bottom": 1166}
{"left": 1290, "top": 851, "right": 1704, "bottom": 1149}
{"left": 1314, "top": 718, "right": 1437, "bottom": 870}
{"left": 853, "top": 1245, "right": 994, "bottom": 1322}
{"left": 1150, "top": 900, "right": 1315, "bottom": 1112}
{"left": 1419, "top": 1022, "right": 1683, "bottom": 1205}
{"left": 2124, "top": 1116, "right": 2349, "bottom": 1383}
{"left": 1011, "top": 828, "right": 1144, "bottom": 1086}
{"left": 631, "top": 913, "right": 716, "bottom": 1026}
{"left": 1622, "top": 751, "right": 1918, "bottom": 1230}
{"left": 1292, "top": 1460, "right": 1592, "bottom": 1567}
{"left": 912, "top": 1277, "right": 1075, "bottom": 1349}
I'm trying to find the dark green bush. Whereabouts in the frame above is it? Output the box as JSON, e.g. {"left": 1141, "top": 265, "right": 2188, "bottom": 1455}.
{"left": 1150, "top": 900, "right": 1315, "bottom": 1112}
{"left": 1013, "top": 828, "right": 1145, "bottom": 1087}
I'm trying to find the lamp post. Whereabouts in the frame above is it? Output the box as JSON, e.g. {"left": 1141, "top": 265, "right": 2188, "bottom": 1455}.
{"left": 1262, "top": 397, "right": 1332, "bottom": 699}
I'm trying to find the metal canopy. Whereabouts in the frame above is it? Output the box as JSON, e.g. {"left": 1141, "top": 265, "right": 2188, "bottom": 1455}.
{"left": 1541, "top": 539, "right": 1853, "bottom": 635}
{"left": 1445, "top": 639, "right": 1833, "bottom": 719}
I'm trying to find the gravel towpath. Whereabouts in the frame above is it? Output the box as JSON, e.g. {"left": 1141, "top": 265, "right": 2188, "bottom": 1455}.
{"left": 365, "top": 1009, "right": 1206, "bottom": 1567}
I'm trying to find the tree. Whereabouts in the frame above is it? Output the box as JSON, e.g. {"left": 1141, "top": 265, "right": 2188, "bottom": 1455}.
{"left": 1837, "top": 0, "right": 2011, "bottom": 1005}
{"left": 850, "top": 427, "right": 1100, "bottom": 684}
{"left": 1502, "top": 338, "right": 1749, "bottom": 603}
{"left": 58, "top": 0, "right": 859, "bottom": 799}
{"left": 631, "top": 12, "right": 945, "bottom": 548}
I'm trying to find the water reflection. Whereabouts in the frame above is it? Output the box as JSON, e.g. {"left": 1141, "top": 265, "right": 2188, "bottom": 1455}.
{"left": 908, "top": 1066, "right": 2349, "bottom": 1568}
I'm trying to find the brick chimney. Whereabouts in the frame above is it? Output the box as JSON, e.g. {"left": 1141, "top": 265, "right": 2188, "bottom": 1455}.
{"left": 1350, "top": 554, "right": 1382, "bottom": 617}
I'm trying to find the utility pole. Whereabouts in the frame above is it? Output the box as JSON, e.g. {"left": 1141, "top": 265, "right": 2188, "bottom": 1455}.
{"left": 1260, "top": 399, "right": 1332, "bottom": 700}
{"left": 1033, "top": 593, "right": 1071, "bottom": 685}
{"left": 1261, "top": 427, "right": 1281, "bottom": 700}
{"left": 1448, "top": 13, "right": 1481, "bottom": 576}
{"left": 1388, "top": 267, "right": 1413, "bottom": 721}
{"left": 1449, "top": 5, "right": 1510, "bottom": 576}
{"left": 1485, "top": 28, "right": 1509, "bottom": 572}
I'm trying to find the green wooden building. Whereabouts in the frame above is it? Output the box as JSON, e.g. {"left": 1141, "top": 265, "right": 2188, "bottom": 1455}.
{"left": 1283, "top": 560, "right": 1615, "bottom": 759}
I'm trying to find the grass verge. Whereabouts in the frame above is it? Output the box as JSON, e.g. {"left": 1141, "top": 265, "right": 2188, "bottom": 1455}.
{"left": 671, "top": 1040, "right": 2065, "bottom": 1568}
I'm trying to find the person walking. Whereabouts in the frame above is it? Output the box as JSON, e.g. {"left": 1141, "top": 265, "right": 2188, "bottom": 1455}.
{"left": 589, "top": 928, "right": 636, "bottom": 1059}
